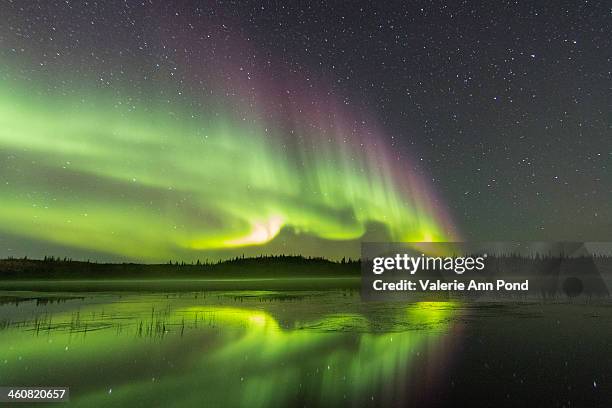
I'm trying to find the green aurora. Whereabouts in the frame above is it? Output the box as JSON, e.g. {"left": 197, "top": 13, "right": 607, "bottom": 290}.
{"left": 0, "top": 73, "right": 455, "bottom": 262}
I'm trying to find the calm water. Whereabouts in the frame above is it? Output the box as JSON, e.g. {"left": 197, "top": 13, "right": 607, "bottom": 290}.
{"left": 0, "top": 290, "right": 610, "bottom": 407}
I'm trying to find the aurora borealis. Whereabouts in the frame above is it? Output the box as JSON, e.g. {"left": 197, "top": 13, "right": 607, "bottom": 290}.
{"left": 0, "top": 12, "right": 458, "bottom": 262}
{"left": 0, "top": 61, "right": 454, "bottom": 261}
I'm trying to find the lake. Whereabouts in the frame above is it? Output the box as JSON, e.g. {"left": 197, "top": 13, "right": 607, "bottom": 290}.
{"left": 0, "top": 290, "right": 610, "bottom": 407}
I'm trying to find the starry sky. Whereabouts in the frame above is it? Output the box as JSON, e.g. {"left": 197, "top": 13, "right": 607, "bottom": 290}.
{"left": 0, "top": 1, "right": 610, "bottom": 262}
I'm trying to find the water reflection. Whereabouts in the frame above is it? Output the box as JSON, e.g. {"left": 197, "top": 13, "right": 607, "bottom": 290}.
{"left": 0, "top": 291, "right": 459, "bottom": 407}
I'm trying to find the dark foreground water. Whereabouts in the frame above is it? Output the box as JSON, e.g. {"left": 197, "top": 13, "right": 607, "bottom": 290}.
{"left": 0, "top": 290, "right": 610, "bottom": 407}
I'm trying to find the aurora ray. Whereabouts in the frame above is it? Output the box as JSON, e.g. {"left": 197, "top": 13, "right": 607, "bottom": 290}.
{"left": 0, "top": 63, "right": 455, "bottom": 261}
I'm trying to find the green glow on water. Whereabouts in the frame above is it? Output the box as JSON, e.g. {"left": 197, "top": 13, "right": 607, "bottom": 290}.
{"left": 0, "top": 293, "right": 457, "bottom": 406}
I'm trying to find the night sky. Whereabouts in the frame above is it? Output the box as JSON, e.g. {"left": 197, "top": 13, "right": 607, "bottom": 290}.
{"left": 0, "top": 1, "right": 610, "bottom": 262}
